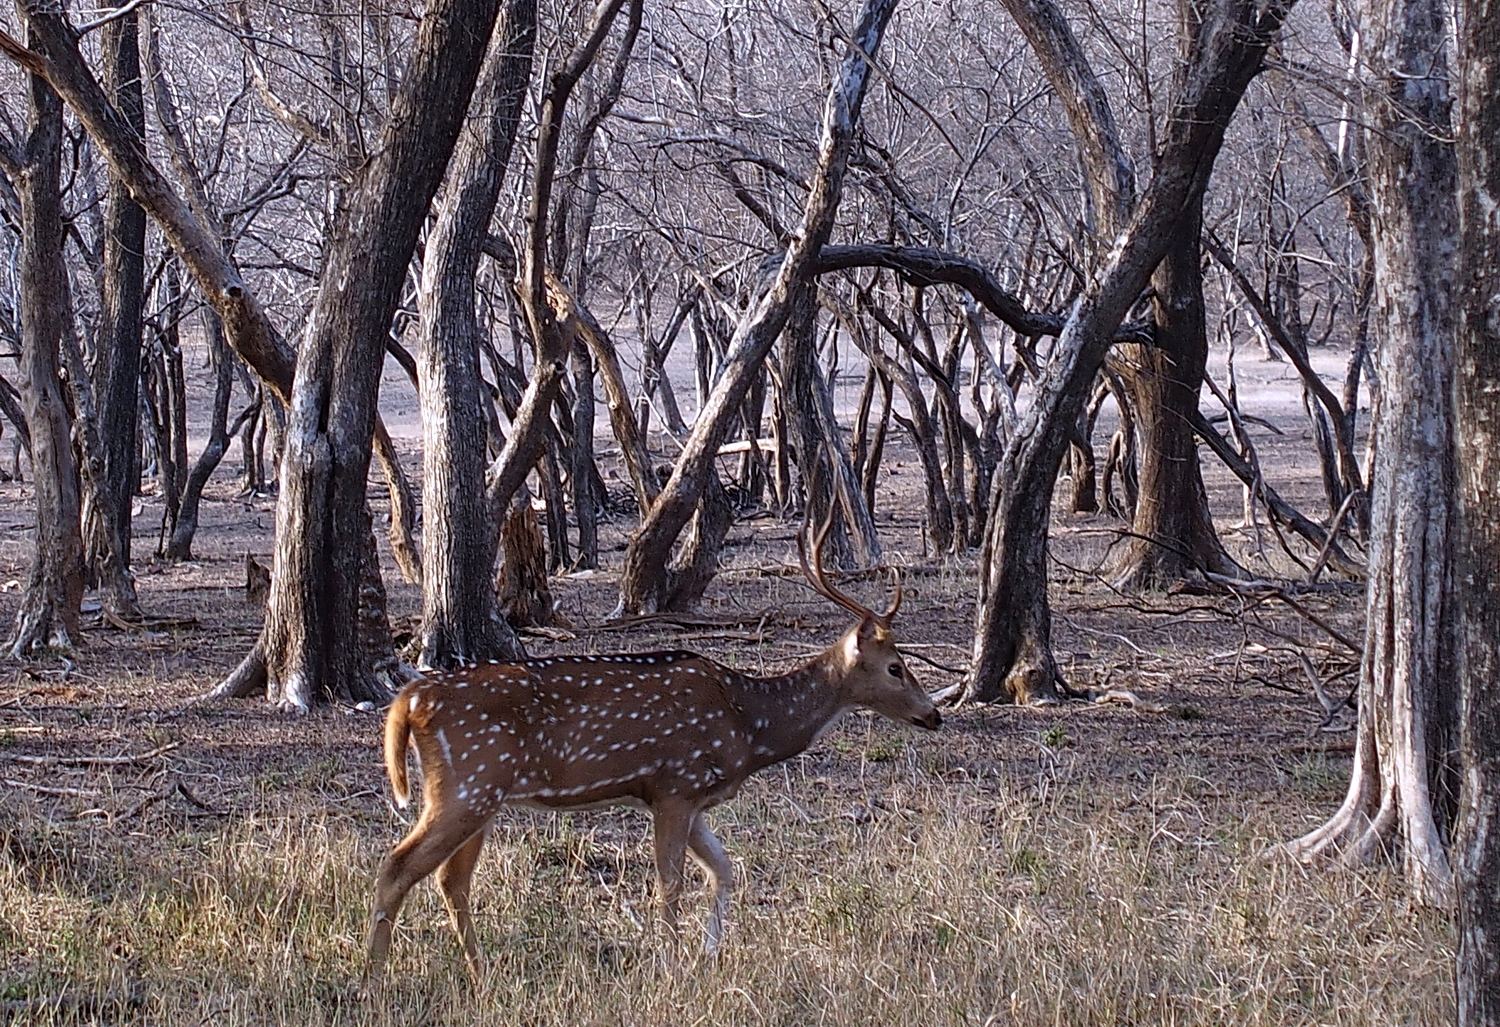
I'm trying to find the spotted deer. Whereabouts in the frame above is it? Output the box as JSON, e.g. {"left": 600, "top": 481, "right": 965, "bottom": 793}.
{"left": 364, "top": 524, "right": 940, "bottom": 981}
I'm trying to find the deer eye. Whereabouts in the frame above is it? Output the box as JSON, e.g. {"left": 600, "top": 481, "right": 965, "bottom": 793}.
{"left": 887, "top": 662, "right": 903, "bottom": 678}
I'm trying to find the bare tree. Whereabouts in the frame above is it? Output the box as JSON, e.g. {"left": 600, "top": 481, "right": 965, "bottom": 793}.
{"left": 617, "top": 0, "right": 899, "bottom": 614}
{"left": 1287, "top": 0, "right": 1458, "bottom": 907}
{"left": 415, "top": 0, "right": 537, "bottom": 669}
{"left": 0, "top": 50, "right": 83, "bottom": 657}
{"left": 93, "top": 9, "right": 146, "bottom": 598}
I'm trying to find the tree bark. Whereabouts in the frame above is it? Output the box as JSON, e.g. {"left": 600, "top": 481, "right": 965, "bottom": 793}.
{"left": 617, "top": 0, "right": 899, "bottom": 613}
{"left": 2, "top": 62, "right": 84, "bottom": 658}
{"left": 96, "top": 9, "right": 147, "bottom": 572}
{"left": 1110, "top": 194, "right": 1242, "bottom": 588}
{"left": 1454, "top": 0, "right": 1500, "bottom": 1015}
{"left": 1287, "top": 0, "right": 1458, "bottom": 907}
{"left": 412, "top": 0, "right": 534, "bottom": 669}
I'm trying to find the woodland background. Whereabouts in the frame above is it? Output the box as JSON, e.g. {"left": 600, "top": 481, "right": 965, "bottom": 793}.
{"left": 0, "top": 0, "right": 1497, "bottom": 1023}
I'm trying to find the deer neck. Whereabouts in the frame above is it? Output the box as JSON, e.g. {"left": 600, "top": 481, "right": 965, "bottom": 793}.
{"left": 730, "top": 648, "right": 851, "bottom": 769}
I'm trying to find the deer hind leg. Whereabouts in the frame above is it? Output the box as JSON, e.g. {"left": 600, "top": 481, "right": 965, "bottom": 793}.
{"left": 650, "top": 799, "right": 696, "bottom": 942}
{"left": 365, "top": 810, "right": 487, "bottom": 986}
{"left": 687, "top": 813, "right": 734, "bottom": 955}
{"left": 437, "top": 829, "right": 488, "bottom": 982}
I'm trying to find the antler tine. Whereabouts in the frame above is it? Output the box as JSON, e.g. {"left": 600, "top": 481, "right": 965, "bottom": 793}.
{"left": 882, "top": 568, "right": 902, "bottom": 624}
{"left": 798, "top": 507, "right": 877, "bottom": 622}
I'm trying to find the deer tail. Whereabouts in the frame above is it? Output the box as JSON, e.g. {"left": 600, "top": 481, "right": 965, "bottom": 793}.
{"left": 384, "top": 691, "right": 415, "bottom": 808}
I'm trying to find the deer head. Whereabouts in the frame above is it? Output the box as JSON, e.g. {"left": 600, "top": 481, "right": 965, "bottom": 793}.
{"left": 799, "top": 516, "right": 939, "bottom": 731}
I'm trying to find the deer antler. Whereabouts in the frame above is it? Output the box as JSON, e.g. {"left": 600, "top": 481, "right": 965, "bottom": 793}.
{"left": 798, "top": 509, "right": 901, "bottom": 626}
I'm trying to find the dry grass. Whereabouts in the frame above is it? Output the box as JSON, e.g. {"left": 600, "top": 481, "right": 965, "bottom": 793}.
{"left": 0, "top": 391, "right": 1449, "bottom": 1025}
{"left": 0, "top": 705, "right": 1452, "bottom": 1026}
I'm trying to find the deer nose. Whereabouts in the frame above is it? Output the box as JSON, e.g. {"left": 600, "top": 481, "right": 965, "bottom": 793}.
{"left": 913, "top": 710, "right": 942, "bottom": 730}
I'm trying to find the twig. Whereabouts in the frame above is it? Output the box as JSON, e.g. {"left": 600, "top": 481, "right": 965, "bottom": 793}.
{"left": 119, "top": 779, "right": 225, "bottom": 820}
{"left": 593, "top": 609, "right": 777, "bottom": 632}
{"left": 898, "top": 647, "right": 966, "bottom": 674}
{"left": 4, "top": 778, "right": 100, "bottom": 798}
{"left": 1055, "top": 614, "right": 1147, "bottom": 655}
{"left": 0, "top": 741, "right": 179, "bottom": 767}
{"left": 1306, "top": 489, "right": 1363, "bottom": 584}
{"left": 1207, "top": 574, "right": 1364, "bottom": 654}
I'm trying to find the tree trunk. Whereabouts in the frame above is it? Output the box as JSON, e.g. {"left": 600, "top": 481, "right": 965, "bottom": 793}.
{"left": 415, "top": 0, "right": 535, "bottom": 669}
{"left": 618, "top": 0, "right": 899, "bottom": 613}
{"left": 1110, "top": 194, "right": 1242, "bottom": 588}
{"left": 569, "top": 337, "right": 600, "bottom": 568}
{"left": 95, "top": 9, "right": 146, "bottom": 571}
{"left": 1455, "top": 0, "right": 1500, "bottom": 1009}
{"left": 496, "top": 489, "right": 557, "bottom": 627}
{"left": 1287, "top": 0, "right": 1457, "bottom": 907}
{"left": 964, "top": 0, "right": 1293, "bottom": 703}
{"left": 166, "top": 311, "right": 244, "bottom": 561}
{"left": 3, "top": 66, "right": 84, "bottom": 657}
{"left": 785, "top": 291, "right": 858, "bottom": 568}
{"left": 222, "top": 0, "right": 505, "bottom": 710}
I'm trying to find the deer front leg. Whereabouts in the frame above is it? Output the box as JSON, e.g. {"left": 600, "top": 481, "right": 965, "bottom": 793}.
{"left": 650, "top": 800, "right": 696, "bottom": 943}
{"left": 687, "top": 813, "right": 734, "bottom": 955}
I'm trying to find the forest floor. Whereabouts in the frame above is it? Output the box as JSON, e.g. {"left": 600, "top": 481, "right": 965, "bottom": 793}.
{"left": 0, "top": 344, "right": 1452, "bottom": 1026}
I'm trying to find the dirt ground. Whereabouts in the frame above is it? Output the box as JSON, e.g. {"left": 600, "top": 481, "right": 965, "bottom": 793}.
{"left": 0, "top": 342, "right": 1452, "bottom": 1025}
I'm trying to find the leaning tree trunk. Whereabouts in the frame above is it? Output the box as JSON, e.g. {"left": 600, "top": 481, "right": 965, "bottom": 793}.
{"left": 415, "top": 0, "right": 535, "bottom": 669}
{"left": 1286, "top": 0, "right": 1458, "bottom": 907}
{"left": 617, "top": 0, "right": 899, "bottom": 614}
{"left": 964, "top": 0, "right": 1293, "bottom": 704}
{"left": 1455, "top": 0, "right": 1500, "bottom": 1012}
{"left": 4, "top": 67, "right": 84, "bottom": 657}
{"left": 1110, "top": 194, "right": 1242, "bottom": 589}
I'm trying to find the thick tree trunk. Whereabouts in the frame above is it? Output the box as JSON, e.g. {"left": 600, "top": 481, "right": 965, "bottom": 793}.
{"left": 1110, "top": 195, "right": 1241, "bottom": 588}
{"left": 1453, "top": 0, "right": 1499, "bottom": 1017}
{"left": 95, "top": 10, "right": 146, "bottom": 571}
{"left": 57, "top": 307, "right": 140, "bottom": 621}
{"left": 413, "top": 0, "right": 535, "bottom": 669}
{"left": 617, "top": 0, "right": 898, "bottom": 613}
{"left": 1287, "top": 0, "right": 1457, "bottom": 907}
{"left": 496, "top": 489, "right": 557, "bottom": 627}
{"left": 224, "top": 0, "right": 505, "bottom": 710}
{"left": 4, "top": 68, "right": 84, "bottom": 657}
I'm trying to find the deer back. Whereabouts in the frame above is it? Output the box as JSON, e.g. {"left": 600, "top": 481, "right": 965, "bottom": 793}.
{"left": 388, "top": 653, "right": 759, "bottom": 816}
